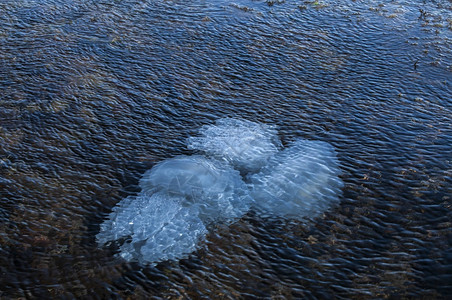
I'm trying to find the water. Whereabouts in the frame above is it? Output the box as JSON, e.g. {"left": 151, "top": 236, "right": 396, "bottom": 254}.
{"left": 0, "top": 0, "right": 451, "bottom": 298}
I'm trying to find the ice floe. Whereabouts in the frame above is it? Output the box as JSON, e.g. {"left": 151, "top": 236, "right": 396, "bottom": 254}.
{"left": 97, "top": 118, "right": 343, "bottom": 265}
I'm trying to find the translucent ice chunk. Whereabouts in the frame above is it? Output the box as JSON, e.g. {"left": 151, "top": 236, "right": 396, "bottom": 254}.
{"left": 139, "top": 155, "right": 253, "bottom": 223}
{"left": 97, "top": 155, "right": 252, "bottom": 264}
{"left": 187, "top": 118, "right": 281, "bottom": 173}
{"left": 97, "top": 119, "right": 344, "bottom": 265}
{"left": 248, "top": 139, "right": 343, "bottom": 219}
{"left": 96, "top": 192, "right": 207, "bottom": 264}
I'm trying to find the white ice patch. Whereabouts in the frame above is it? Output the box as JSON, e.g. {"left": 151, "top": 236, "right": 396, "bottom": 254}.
{"left": 97, "top": 118, "right": 343, "bottom": 265}
{"left": 187, "top": 118, "right": 281, "bottom": 173}
{"left": 248, "top": 139, "right": 344, "bottom": 219}
{"left": 97, "top": 192, "right": 207, "bottom": 264}
{"left": 97, "top": 155, "right": 252, "bottom": 264}
{"left": 139, "top": 156, "right": 253, "bottom": 223}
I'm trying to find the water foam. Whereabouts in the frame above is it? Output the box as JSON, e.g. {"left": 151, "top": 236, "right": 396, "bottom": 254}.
{"left": 97, "top": 118, "right": 343, "bottom": 265}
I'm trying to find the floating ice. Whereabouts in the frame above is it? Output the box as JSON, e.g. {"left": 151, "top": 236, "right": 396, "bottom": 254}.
{"left": 97, "top": 192, "right": 207, "bottom": 264}
{"left": 188, "top": 118, "right": 281, "bottom": 173}
{"left": 97, "top": 155, "right": 252, "bottom": 264}
{"left": 97, "top": 118, "right": 343, "bottom": 265}
{"left": 248, "top": 139, "right": 344, "bottom": 219}
{"left": 139, "top": 156, "right": 253, "bottom": 223}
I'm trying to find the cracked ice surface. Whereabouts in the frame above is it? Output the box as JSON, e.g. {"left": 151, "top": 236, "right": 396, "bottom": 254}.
{"left": 188, "top": 118, "right": 282, "bottom": 173}
{"left": 249, "top": 139, "right": 344, "bottom": 219}
{"left": 97, "top": 119, "right": 343, "bottom": 265}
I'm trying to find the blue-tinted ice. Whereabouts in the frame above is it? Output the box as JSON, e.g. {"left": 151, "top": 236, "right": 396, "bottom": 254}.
{"left": 96, "top": 192, "right": 207, "bottom": 264}
{"left": 97, "top": 118, "right": 343, "bottom": 264}
{"left": 188, "top": 118, "right": 281, "bottom": 173}
{"left": 139, "top": 156, "right": 252, "bottom": 223}
{"left": 249, "top": 139, "right": 344, "bottom": 219}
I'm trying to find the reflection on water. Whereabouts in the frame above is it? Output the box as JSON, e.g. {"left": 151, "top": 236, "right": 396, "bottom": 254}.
{"left": 0, "top": 0, "right": 451, "bottom": 298}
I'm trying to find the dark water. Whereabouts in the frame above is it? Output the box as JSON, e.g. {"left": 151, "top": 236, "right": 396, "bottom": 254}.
{"left": 0, "top": 0, "right": 451, "bottom": 298}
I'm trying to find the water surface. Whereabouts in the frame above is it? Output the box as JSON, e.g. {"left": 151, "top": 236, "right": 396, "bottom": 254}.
{"left": 0, "top": 0, "right": 451, "bottom": 298}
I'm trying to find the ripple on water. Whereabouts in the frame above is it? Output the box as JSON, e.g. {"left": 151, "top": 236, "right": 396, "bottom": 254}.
{"left": 0, "top": 0, "right": 451, "bottom": 298}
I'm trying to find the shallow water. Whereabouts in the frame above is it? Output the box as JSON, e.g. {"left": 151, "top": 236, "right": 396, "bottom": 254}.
{"left": 0, "top": 0, "right": 451, "bottom": 298}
